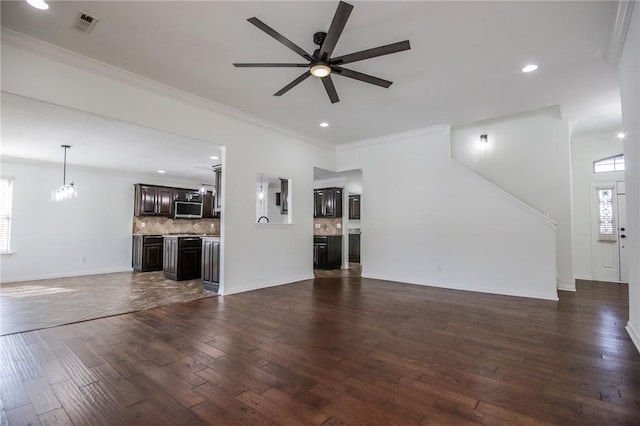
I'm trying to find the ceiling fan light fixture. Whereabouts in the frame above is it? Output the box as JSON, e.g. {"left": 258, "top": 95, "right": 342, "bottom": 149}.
{"left": 310, "top": 63, "right": 332, "bottom": 78}
{"left": 26, "top": 0, "right": 49, "bottom": 10}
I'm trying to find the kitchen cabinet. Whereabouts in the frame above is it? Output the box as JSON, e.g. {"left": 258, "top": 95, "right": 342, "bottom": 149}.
{"left": 279, "top": 178, "right": 289, "bottom": 214}
{"left": 132, "top": 235, "right": 163, "bottom": 271}
{"left": 213, "top": 166, "right": 222, "bottom": 215}
{"left": 314, "top": 187, "right": 343, "bottom": 218}
{"left": 134, "top": 184, "right": 175, "bottom": 217}
{"left": 349, "top": 234, "right": 361, "bottom": 263}
{"left": 201, "top": 236, "right": 220, "bottom": 292}
{"left": 202, "top": 191, "right": 216, "bottom": 218}
{"left": 313, "top": 235, "right": 342, "bottom": 269}
{"left": 174, "top": 188, "right": 201, "bottom": 202}
{"left": 348, "top": 195, "right": 361, "bottom": 220}
{"left": 163, "top": 236, "right": 202, "bottom": 281}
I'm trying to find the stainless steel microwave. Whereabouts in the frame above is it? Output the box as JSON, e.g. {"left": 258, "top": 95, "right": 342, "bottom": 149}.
{"left": 174, "top": 201, "right": 203, "bottom": 219}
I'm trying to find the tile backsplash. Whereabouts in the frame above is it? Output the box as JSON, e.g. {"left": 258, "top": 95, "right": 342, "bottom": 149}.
{"left": 133, "top": 217, "right": 220, "bottom": 235}
{"left": 314, "top": 218, "right": 342, "bottom": 235}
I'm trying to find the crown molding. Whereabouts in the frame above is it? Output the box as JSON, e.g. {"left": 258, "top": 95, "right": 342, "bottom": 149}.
{"left": 605, "top": 1, "right": 636, "bottom": 67}
{"left": 1, "top": 29, "right": 332, "bottom": 150}
{"left": 337, "top": 124, "right": 449, "bottom": 152}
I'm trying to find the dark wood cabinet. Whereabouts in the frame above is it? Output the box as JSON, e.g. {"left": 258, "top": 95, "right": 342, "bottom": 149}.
{"left": 348, "top": 195, "right": 361, "bottom": 220}
{"left": 163, "top": 236, "right": 202, "bottom": 281}
{"left": 132, "top": 235, "right": 163, "bottom": 271}
{"left": 202, "top": 191, "right": 215, "bottom": 218}
{"left": 349, "top": 234, "right": 361, "bottom": 263}
{"left": 202, "top": 237, "right": 220, "bottom": 292}
{"left": 279, "top": 178, "right": 289, "bottom": 214}
{"left": 134, "top": 184, "right": 175, "bottom": 217}
{"left": 313, "top": 235, "right": 342, "bottom": 269}
{"left": 213, "top": 167, "right": 222, "bottom": 215}
{"left": 314, "top": 187, "right": 343, "bottom": 218}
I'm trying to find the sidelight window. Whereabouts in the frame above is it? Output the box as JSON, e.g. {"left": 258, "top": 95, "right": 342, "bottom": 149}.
{"left": 0, "top": 178, "right": 13, "bottom": 253}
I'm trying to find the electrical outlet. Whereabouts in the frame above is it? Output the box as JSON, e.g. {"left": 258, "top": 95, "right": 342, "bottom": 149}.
{"left": 337, "top": 223, "right": 341, "bottom": 229}
{"left": 141, "top": 222, "right": 146, "bottom": 228}
{"left": 315, "top": 223, "right": 321, "bottom": 228}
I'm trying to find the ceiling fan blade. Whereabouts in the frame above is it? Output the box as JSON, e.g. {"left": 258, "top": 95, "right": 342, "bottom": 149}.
{"left": 321, "top": 75, "right": 340, "bottom": 104}
{"left": 247, "top": 17, "right": 313, "bottom": 61}
{"left": 274, "top": 70, "right": 312, "bottom": 96}
{"left": 333, "top": 67, "right": 392, "bottom": 88}
{"left": 318, "top": 1, "right": 353, "bottom": 61}
{"left": 234, "top": 63, "right": 309, "bottom": 68}
{"left": 331, "top": 40, "right": 411, "bottom": 65}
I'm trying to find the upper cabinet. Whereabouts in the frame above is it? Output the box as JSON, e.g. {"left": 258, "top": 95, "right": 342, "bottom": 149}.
{"left": 213, "top": 166, "right": 222, "bottom": 215}
{"left": 280, "top": 178, "right": 289, "bottom": 215}
{"left": 314, "top": 187, "right": 343, "bottom": 218}
{"left": 134, "top": 184, "right": 175, "bottom": 217}
{"left": 348, "top": 195, "right": 361, "bottom": 220}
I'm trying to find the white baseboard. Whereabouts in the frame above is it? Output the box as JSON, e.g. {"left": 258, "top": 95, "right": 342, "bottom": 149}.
{"left": 558, "top": 282, "right": 576, "bottom": 292}
{"left": 573, "top": 274, "right": 593, "bottom": 281}
{"left": 2, "top": 267, "right": 133, "bottom": 284}
{"left": 626, "top": 322, "right": 640, "bottom": 354}
{"left": 221, "top": 274, "right": 314, "bottom": 296}
{"left": 361, "top": 273, "right": 559, "bottom": 301}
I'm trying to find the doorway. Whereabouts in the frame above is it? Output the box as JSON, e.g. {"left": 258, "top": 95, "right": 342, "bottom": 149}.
{"left": 313, "top": 167, "right": 363, "bottom": 278}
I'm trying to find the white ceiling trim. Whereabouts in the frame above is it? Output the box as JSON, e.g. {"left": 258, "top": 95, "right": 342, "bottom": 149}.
{"left": 1, "top": 28, "right": 332, "bottom": 150}
{"left": 605, "top": 0, "right": 636, "bottom": 67}
{"left": 336, "top": 123, "right": 449, "bottom": 152}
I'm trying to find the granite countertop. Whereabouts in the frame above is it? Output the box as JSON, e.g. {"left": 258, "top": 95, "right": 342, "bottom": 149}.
{"left": 162, "top": 234, "right": 219, "bottom": 237}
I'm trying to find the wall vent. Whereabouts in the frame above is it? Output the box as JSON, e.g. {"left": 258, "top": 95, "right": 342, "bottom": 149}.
{"left": 72, "top": 12, "right": 98, "bottom": 34}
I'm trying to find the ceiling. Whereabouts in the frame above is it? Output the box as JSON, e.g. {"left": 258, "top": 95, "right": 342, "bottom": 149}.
{"left": 0, "top": 1, "right": 623, "bottom": 178}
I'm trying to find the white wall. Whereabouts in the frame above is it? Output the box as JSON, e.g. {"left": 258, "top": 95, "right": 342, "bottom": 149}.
{"left": 0, "top": 157, "right": 202, "bottom": 282}
{"left": 619, "top": 6, "right": 640, "bottom": 352}
{"left": 1, "top": 32, "right": 335, "bottom": 294}
{"left": 337, "top": 126, "right": 558, "bottom": 300}
{"left": 451, "top": 111, "right": 573, "bottom": 290}
{"left": 570, "top": 133, "right": 624, "bottom": 280}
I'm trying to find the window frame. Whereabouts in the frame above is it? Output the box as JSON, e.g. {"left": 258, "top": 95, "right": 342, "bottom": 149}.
{"left": 593, "top": 154, "right": 625, "bottom": 173}
{"left": 0, "top": 177, "right": 13, "bottom": 254}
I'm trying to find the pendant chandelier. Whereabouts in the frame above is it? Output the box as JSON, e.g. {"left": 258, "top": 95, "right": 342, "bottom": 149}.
{"left": 52, "top": 145, "right": 77, "bottom": 201}
{"left": 199, "top": 166, "right": 217, "bottom": 196}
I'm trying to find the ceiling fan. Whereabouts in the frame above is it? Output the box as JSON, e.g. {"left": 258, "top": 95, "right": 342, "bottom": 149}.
{"left": 233, "top": 1, "right": 411, "bottom": 104}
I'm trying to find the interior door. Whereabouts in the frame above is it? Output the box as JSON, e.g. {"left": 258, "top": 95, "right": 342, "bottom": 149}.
{"left": 617, "top": 181, "right": 628, "bottom": 282}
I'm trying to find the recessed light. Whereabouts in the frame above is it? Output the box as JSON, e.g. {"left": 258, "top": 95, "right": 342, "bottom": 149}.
{"left": 26, "top": 0, "right": 49, "bottom": 10}
{"left": 522, "top": 64, "right": 538, "bottom": 73}
{"left": 157, "top": 170, "right": 166, "bottom": 174}
{"left": 320, "top": 122, "right": 329, "bottom": 128}
{"left": 617, "top": 132, "right": 626, "bottom": 139}
{"left": 209, "top": 156, "right": 219, "bottom": 160}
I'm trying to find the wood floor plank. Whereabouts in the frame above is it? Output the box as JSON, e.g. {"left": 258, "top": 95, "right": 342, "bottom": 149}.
{"left": 50, "top": 380, "right": 109, "bottom": 425}
{"left": 37, "top": 407, "right": 73, "bottom": 426}
{"left": 5, "top": 403, "right": 41, "bottom": 426}
{"left": 1, "top": 278, "right": 639, "bottom": 425}
{"left": 22, "top": 377, "right": 62, "bottom": 415}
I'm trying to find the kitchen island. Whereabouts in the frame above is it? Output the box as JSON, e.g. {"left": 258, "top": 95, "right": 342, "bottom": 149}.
{"left": 201, "top": 236, "right": 221, "bottom": 292}
{"left": 163, "top": 234, "right": 203, "bottom": 281}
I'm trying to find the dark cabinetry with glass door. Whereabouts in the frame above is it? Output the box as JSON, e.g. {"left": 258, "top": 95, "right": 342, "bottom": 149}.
{"left": 314, "top": 187, "right": 343, "bottom": 218}
{"left": 348, "top": 195, "right": 361, "bottom": 219}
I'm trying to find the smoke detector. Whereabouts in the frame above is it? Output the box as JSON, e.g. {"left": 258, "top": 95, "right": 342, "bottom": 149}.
{"left": 72, "top": 12, "right": 98, "bottom": 34}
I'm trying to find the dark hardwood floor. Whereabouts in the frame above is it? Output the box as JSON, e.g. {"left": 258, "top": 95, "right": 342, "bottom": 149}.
{"left": 1, "top": 277, "right": 639, "bottom": 425}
